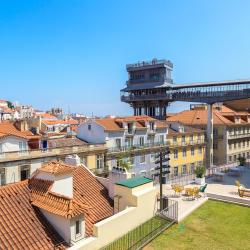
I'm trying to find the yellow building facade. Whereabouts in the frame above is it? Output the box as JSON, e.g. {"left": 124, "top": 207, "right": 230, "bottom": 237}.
{"left": 167, "top": 122, "right": 206, "bottom": 176}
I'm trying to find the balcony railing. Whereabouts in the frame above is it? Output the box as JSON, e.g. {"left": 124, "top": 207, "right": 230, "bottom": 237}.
{"left": 169, "top": 139, "right": 205, "bottom": 147}
{"left": 0, "top": 144, "right": 107, "bottom": 163}
{"left": 107, "top": 142, "right": 169, "bottom": 153}
{"left": 228, "top": 133, "right": 250, "bottom": 139}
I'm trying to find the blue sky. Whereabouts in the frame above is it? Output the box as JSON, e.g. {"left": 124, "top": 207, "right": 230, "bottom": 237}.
{"left": 1, "top": 0, "right": 250, "bottom": 116}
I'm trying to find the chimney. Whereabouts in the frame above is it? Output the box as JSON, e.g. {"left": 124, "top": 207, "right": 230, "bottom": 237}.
{"left": 108, "top": 167, "right": 131, "bottom": 199}
{"left": 65, "top": 154, "right": 81, "bottom": 166}
{"left": 14, "top": 119, "right": 29, "bottom": 131}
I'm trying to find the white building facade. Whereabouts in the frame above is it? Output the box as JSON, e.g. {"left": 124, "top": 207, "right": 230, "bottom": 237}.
{"left": 77, "top": 116, "right": 168, "bottom": 177}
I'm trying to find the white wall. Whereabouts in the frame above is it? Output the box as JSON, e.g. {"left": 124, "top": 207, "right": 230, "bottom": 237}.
{"left": 0, "top": 136, "right": 28, "bottom": 152}
{"left": 41, "top": 209, "right": 72, "bottom": 243}
{"left": 69, "top": 183, "right": 157, "bottom": 250}
{"left": 52, "top": 174, "right": 73, "bottom": 198}
{"left": 77, "top": 121, "right": 106, "bottom": 144}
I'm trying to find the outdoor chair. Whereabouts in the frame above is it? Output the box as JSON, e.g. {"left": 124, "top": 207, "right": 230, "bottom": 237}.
{"left": 199, "top": 183, "right": 207, "bottom": 197}
{"left": 238, "top": 186, "right": 250, "bottom": 198}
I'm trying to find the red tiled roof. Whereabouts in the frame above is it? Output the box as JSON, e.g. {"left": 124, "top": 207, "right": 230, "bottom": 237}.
{"left": 39, "top": 161, "right": 75, "bottom": 176}
{"left": 0, "top": 162, "right": 114, "bottom": 249}
{"left": 0, "top": 181, "right": 67, "bottom": 250}
{"left": 0, "top": 121, "right": 39, "bottom": 140}
{"left": 42, "top": 120, "right": 78, "bottom": 126}
{"left": 38, "top": 113, "right": 57, "bottom": 120}
{"left": 95, "top": 115, "right": 167, "bottom": 131}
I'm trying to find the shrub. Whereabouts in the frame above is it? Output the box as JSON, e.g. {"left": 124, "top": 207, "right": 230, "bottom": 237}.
{"left": 237, "top": 156, "right": 246, "bottom": 166}
{"left": 195, "top": 166, "right": 206, "bottom": 178}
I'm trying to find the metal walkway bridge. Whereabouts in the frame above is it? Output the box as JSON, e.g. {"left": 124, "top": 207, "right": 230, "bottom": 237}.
{"left": 121, "top": 79, "right": 250, "bottom": 104}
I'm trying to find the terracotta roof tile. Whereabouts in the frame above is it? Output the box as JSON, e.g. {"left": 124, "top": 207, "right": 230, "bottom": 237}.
{"left": 0, "top": 162, "right": 114, "bottom": 248}
{"left": 0, "top": 181, "right": 67, "bottom": 250}
{"left": 95, "top": 115, "right": 167, "bottom": 131}
{"left": 39, "top": 161, "right": 75, "bottom": 176}
{"left": 0, "top": 121, "right": 38, "bottom": 140}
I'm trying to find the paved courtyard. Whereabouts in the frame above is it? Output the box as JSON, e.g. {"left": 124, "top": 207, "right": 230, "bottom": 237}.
{"left": 159, "top": 166, "right": 250, "bottom": 221}
{"left": 206, "top": 165, "right": 250, "bottom": 205}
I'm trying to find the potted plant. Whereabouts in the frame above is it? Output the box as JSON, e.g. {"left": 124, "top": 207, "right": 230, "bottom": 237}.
{"left": 238, "top": 156, "right": 246, "bottom": 166}
{"left": 195, "top": 166, "right": 206, "bottom": 185}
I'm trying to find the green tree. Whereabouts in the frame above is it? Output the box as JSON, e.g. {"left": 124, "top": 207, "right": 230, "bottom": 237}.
{"left": 7, "top": 101, "right": 14, "bottom": 109}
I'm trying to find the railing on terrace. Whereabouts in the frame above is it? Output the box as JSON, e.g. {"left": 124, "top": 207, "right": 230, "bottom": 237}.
{"left": 228, "top": 133, "right": 250, "bottom": 139}
{"left": 159, "top": 198, "right": 178, "bottom": 222}
{"left": 0, "top": 144, "right": 107, "bottom": 162}
{"left": 107, "top": 142, "right": 169, "bottom": 154}
{"left": 169, "top": 139, "right": 205, "bottom": 147}
{"left": 162, "top": 163, "right": 239, "bottom": 186}
{"left": 102, "top": 198, "right": 177, "bottom": 250}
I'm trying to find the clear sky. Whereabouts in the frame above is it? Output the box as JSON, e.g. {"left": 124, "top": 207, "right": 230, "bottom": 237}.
{"left": 1, "top": 0, "right": 250, "bottom": 116}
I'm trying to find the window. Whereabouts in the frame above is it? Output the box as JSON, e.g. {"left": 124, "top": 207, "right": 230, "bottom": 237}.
{"left": 88, "top": 124, "right": 91, "bottom": 131}
{"left": 19, "top": 141, "right": 27, "bottom": 152}
{"left": 159, "top": 135, "right": 164, "bottom": 144}
{"left": 0, "top": 143, "right": 2, "bottom": 153}
{"left": 20, "top": 165, "right": 30, "bottom": 181}
{"left": 0, "top": 168, "right": 5, "bottom": 186}
{"left": 125, "top": 138, "right": 133, "bottom": 148}
{"left": 190, "top": 163, "right": 195, "bottom": 174}
{"left": 229, "top": 156, "right": 232, "bottom": 162}
{"left": 173, "top": 136, "right": 177, "bottom": 144}
{"left": 234, "top": 155, "right": 237, "bottom": 161}
{"left": 174, "top": 167, "right": 178, "bottom": 176}
{"left": 174, "top": 149, "right": 178, "bottom": 159}
{"left": 96, "top": 155, "right": 104, "bottom": 169}
{"left": 140, "top": 155, "right": 145, "bottom": 163}
{"left": 182, "top": 149, "right": 186, "bottom": 157}
{"left": 181, "top": 135, "right": 185, "bottom": 143}
{"left": 190, "top": 135, "right": 193, "bottom": 143}
{"left": 191, "top": 147, "right": 194, "bottom": 156}
{"left": 139, "top": 137, "right": 144, "bottom": 146}
{"left": 198, "top": 161, "right": 202, "bottom": 167}
{"left": 149, "top": 122, "right": 155, "bottom": 131}
{"left": 75, "top": 220, "right": 81, "bottom": 235}
{"left": 198, "top": 146, "right": 202, "bottom": 155}
{"left": 127, "top": 123, "right": 133, "bottom": 134}
{"left": 182, "top": 165, "right": 187, "bottom": 174}
{"left": 115, "top": 138, "right": 121, "bottom": 148}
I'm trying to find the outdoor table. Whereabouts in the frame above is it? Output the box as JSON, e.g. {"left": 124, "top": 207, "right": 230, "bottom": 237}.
{"left": 214, "top": 172, "right": 224, "bottom": 182}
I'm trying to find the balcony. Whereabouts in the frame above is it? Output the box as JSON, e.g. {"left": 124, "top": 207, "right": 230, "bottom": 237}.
{"left": 168, "top": 139, "right": 205, "bottom": 148}
{"left": 0, "top": 144, "right": 107, "bottom": 163}
{"left": 228, "top": 133, "right": 250, "bottom": 140}
{"left": 121, "top": 93, "right": 172, "bottom": 103}
{"left": 107, "top": 141, "right": 169, "bottom": 154}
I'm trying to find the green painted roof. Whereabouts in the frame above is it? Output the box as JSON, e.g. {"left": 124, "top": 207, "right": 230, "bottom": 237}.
{"left": 115, "top": 177, "right": 152, "bottom": 188}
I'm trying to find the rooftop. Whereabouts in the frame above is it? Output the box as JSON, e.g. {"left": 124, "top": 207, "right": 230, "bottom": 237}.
{"left": 0, "top": 162, "right": 114, "bottom": 249}
{"left": 116, "top": 176, "right": 152, "bottom": 188}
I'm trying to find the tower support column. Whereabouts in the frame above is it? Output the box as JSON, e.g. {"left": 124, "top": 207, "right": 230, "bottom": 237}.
{"left": 206, "top": 104, "right": 213, "bottom": 168}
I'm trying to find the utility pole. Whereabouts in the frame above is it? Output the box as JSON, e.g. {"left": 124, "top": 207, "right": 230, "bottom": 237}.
{"left": 155, "top": 148, "right": 171, "bottom": 211}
